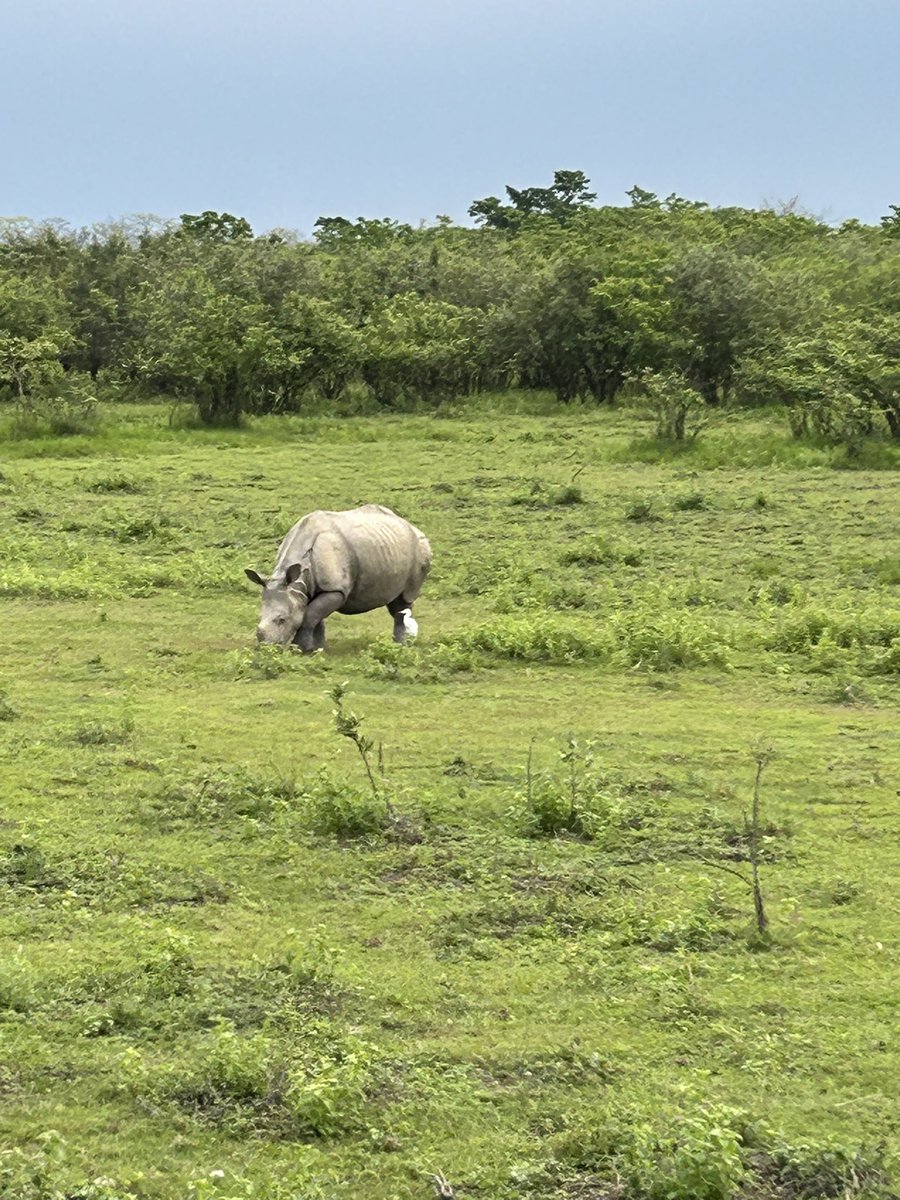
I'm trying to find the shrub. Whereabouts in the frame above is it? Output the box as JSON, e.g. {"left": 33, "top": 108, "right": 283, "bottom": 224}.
{"left": 552, "top": 483, "right": 584, "bottom": 506}
{"left": 639, "top": 369, "right": 707, "bottom": 442}
{"left": 610, "top": 609, "right": 732, "bottom": 671}
{"left": 0, "top": 953, "right": 37, "bottom": 1013}
{"left": 123, "top": 1018, "right": 379, "bottom": 1138}
{"left": 625, "top": 498, "right": 658, "bottom": 522}
{"left": 560, "top": 538, "right": 642, "bottom": 567}
{"left": 363, "top": 637, "right": 482, "bottom": 681}
{"left": 140, "top": 928, "right": 198, "bottom": 998}
{"left": 440, "top": 617, "right": 614, "bottom": 664}
{"left": 152, "top": 767, "right": 298, "bottom": 825}
{"left": 70, "top": 715, "right": 134, "bottom": 746}
{"left": 554, "top": 1103, "right": 747, "bottom": 1200}
{"left": 300, "top": 771, "right": 388, "bottom": 839}
{"left": 511, "top": 737, "right": 654, "bottom": 844}
{"left": 13, "top": 372, "right": 100, "bottom": 436}
{"left": 0, "top": 842, "right": 62, "bottom": 890}
{"left": 672, "top": 490, "right": 708, "bottom": 511}
{"left": 86, "top": 473, "right": 143, "bottom": 494}
{"left": 766, "top": 606, "right": 900, "bottom": 674}
{"left": 229, "top": 644, "right": 328, "bottom": 680}
{"left": 511, "top": 480, "right": 584, "bottom": 507}
{"left": 749, "top": 1135, "right": 893, "bottom": 1199}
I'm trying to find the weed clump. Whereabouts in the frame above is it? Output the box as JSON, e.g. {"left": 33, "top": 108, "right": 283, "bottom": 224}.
{"left": 363, "top": 637, "right": 481, "bottom": 681}
{"left": 610, "top": 608, "right": 732, "bottom": 671}
{"left": 513, "top": 737, "right": 624, "bottom": 840}
{"left": 511, "top": 480, "right": 584, "bottom": 507}
{"left": 301, "top": 770, "right": 390, "bottom": 840}
{"left": 766, "top": 605, "right": 900, "bottom": 675}
{"left": 150, "top": 767, "right": 298, "bottom": 826}
{"left": 440, "top": 617, "right": 613, "bottom": 664}
{"left": 70, "top": 715, "right": 134, "bottom": 746}
{"left": 122, "top": 1017, "right": 379, "bottom": 1139}
{"left": 86, "top": 473, "right": 144, "bottom": 494}
{"left": 625, "top": 498, "right": 658, "bottom": 522}
{"left": 0, "top": 842, "right": 64, "bottom": 890}
{"left": 229, "top": 643, "right": 326, "bottom": 679}
{"left": 560, "top": 538, "right": 642, "bottom": 567}
{"left": 326, "top": 684, "right": 425, "bottom": 843}
{"left": 0, "top": 689, "right": 16, "bottom": 721}
{"left": 542, "top": 1104, "right": 895, "bottom": 1200}
{"left": 672, "top": 490, "right": 708, "bottom": 511}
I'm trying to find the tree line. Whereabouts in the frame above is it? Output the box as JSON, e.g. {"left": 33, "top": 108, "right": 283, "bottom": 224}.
{"left": 1, "top": 171, "right": 899, "bottom": 443}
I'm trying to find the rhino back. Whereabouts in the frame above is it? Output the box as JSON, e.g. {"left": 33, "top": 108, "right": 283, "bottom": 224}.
{"left": 332, "top": 510, "right": 422, "bottom": 613}
{"left": 272, "top": 507, "right": 427, "bottom": 614}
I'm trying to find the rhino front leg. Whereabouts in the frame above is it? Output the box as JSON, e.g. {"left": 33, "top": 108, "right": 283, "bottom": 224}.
{"left": 297, "top": 592, "right": 344, "bottom": 654}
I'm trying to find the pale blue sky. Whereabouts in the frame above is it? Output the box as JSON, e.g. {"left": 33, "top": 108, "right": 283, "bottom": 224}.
{"left": 2, "top": 0, "right": 897, "bottom": 234}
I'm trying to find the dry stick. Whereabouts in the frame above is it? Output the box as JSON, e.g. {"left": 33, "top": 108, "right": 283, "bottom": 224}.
{"left": 525, "top": 736, "right": 536, "bottom": 810}
{"left": 700, "top": 750, "right": 771, "bottom": 936}
{"left": 748, "top": 750, "right": 770, "bottom": 933}
{"left": 331, "top": 685, "right": 396, "bottom": 817}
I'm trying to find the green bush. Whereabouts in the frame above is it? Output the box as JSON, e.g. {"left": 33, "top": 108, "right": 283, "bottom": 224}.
{"left": 560, "top": 538, "right": 642, "bottom": 567}
{"left": 555, "top": 1104, "right": 747, "bottom": 1200}
{"left": 69, "top": 715, "right": 134, "bottom": 746}
{"left": 550, "top": 1105, "right": 894, "bottom": 1199}
{"left": 363, "top": 637, "right": 482, "bottom": 681}
{"left": 672, "top": 489, "right": 708, "bottom": 511}
{"left": 440, "top": 617, "right": 614, "bottom": 663}
{"left": 11, "top": 372, "right": 100, "bottom": 437}
{"left": 123, "top": 1017, "right": 379, "bottom": 1138}
{"left": 300, "top": 771, "right": 388, "bottom": 839}
{"left": 610, "top": 608, "right": 732, "bottom": 671}
{"left": 766, "top": 605, "right": 900, "bottom": 674}
{"left": 153, "top": 767, "right": 298, "bottom": 825}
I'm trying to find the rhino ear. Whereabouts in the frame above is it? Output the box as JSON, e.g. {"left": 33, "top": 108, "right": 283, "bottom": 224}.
{"left": 284, "top": 562, "right": 304, "bottom": 586}
{"left": 245, "top": 568, "right": 266, "bottom": 587}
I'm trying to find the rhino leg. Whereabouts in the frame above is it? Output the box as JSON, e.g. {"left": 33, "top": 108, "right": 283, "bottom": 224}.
{"left": 387, "top": 595, "right": 418, "bottom": 644}
{"left": 298, "top": 592, "right": 344, "bottom": 653}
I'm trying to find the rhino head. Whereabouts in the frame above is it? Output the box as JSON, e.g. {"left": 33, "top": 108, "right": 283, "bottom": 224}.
{"left": 245, "top": 559, "right": 310, "bottom": 645}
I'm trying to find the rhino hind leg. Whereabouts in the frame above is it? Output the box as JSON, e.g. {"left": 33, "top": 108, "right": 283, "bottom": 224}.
{"left": 312, "top": 622, "right": 326, "bottom": 651}
{"left": 387, "top": 595, "right": 418, "bottom": 644}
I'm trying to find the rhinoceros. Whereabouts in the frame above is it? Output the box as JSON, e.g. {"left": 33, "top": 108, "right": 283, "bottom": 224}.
{"left": 245, "top": 504, "right": 432, "bottom": 652}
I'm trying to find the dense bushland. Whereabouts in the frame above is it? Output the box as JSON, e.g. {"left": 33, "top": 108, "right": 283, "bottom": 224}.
{"left": 2, "top": 172, "right": 900, "bottom": 442}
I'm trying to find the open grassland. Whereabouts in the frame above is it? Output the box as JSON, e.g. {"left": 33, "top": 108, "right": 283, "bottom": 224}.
{"left": 1, "top": 397, "right": 900, "bottom": 1200}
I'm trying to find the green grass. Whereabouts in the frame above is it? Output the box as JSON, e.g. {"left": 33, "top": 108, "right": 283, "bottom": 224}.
{"left": 1, "top": 396, "right": 899, "bottom": 1198}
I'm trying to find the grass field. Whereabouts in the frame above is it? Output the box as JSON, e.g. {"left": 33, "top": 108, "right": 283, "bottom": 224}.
{"left": 1, "top": 396, "right": 900, "bottom": 1200}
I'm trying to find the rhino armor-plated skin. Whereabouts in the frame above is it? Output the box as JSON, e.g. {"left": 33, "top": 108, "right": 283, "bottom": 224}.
{"left": 246, "top": 504, "right": 431, "bottom": 651}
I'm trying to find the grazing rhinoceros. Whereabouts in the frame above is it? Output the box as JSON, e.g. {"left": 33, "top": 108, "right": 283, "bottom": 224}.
{"left": 245, "top": 504, "right": 432, "bottom": 652}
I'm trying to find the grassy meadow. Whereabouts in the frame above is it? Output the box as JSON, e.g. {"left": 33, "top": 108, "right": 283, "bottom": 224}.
{"left": 1, "top": 395, "right": 900, "bottom": 1199}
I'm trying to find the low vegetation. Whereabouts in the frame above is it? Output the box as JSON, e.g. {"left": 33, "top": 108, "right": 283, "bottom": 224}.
{"left": 0, "top": 395, "right": 898, "bottom": 1197}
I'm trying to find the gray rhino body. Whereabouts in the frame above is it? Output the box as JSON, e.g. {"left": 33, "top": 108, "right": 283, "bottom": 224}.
{"left": 246, "top": 504, "right": 431, "bottom": 651}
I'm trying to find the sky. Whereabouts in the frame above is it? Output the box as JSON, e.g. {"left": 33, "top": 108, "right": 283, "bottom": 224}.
{"left": 1, "top": 0, "right": 898, "bottom": 235}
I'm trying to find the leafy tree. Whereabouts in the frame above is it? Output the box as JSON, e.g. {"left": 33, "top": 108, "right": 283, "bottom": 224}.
{"left": 360, "top": 295, "right": 479, "bottom": 406}
{"left": 469, "top": 170, "right": 597, "bottom": 230}
{"left": 135, "top": 265, "right": 271, "bottom": 423}
{"left": 667, "top": 245, "right": 776, "bottom": 404}
{"left": 734, "top": 322, "right": 892, "bottom": 449}
{"left": 640, "top": 369, "right": 706, "bottom": 441}
{"left": 0, "top": 268, "right": 72, "bottom": 399}
{"left": 255, "top": 294, "right": 361, "bottom": 410}
{"left": 177, "top": 211, "right": 253, "bottom": 243}
{"left": 880, "top": 205, "right": 900, "bottom": 237}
